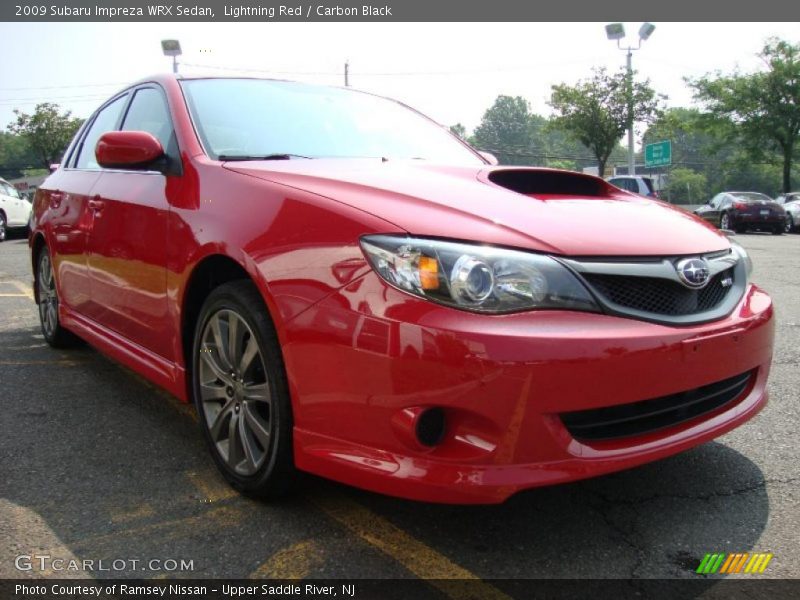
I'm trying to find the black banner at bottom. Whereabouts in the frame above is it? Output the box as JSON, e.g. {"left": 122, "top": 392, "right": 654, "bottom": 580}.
{"left": 3, "top": 579, "right": 799, "bottom": 600}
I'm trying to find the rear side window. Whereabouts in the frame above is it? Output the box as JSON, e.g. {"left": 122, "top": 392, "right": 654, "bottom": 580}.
{"left": 75, "top": 95, "right": 127, "bottom": 169}
{"left": 642, "top": 178, "right": 655, "bottom": 194}
{"left": 610, "top": 178, "right": 636, "bottom": 193}
{"left": 121, "top": 88, "right": 174, "bottom": 151}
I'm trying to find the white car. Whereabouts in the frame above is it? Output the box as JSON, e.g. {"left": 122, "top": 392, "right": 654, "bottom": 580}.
{"left": 0, "top": 178, "right": 32, "bottom": 241}
{"left": 775, "top": 192, "right": 800, "bottom": 233}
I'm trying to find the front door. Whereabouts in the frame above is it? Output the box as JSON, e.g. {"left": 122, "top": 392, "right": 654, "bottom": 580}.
{"left": 85, "top": 87, "right": 178, "bottom": 359}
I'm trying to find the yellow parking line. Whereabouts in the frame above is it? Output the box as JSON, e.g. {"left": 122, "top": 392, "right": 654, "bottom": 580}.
{"left": 0, "top": 293, "right": 27, "bottom": 297}
{"left": 0, "top": 360, "right": 81, "bottom": 366}
{"left": 109, "top": 503, "right": 156, "bottom": 524}
{"left": 11, "top": 280, "right": 35, "bottom": 300}
{"left": 186, "top": 469, "right": 239, "bottom": 503}
{"left": 312, "top": 491, "right": 511, "bottom": 600}
{"left": 249, "top": 540, "right": 323, "bottom": 579}
{"left": 74, "top": 504, "right": 245, "bottom": 549}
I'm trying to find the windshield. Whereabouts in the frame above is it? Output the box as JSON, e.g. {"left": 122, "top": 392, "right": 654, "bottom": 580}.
{"left": 1, "top": 182, "right": 21, "bottom": 199}
{"left": 731, "top": 192, "right": 772, "bottom": 203}
{"left": 181, "top": 79, "right": 483, "bottom": 165}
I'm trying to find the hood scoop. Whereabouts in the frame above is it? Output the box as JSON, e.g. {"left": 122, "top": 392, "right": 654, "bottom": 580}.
{"left": 487, "top": 168, "right": 614, "bottom": 198}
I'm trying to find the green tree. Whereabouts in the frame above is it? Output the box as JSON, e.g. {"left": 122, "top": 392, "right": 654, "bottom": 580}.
{"left": 7, "top": 103, "right": 83, "bottom": 170}
{"left": 472, "top": 95, "right": 538, "bottom": 165}
{"left": 689, "top": 38, "right": 800, "bottom": 193}
{"left": 665, "top": 168, "right": 708, "bottom": 204}
{"left": 549, "top": 67, "right": 662, "bottom": 175}
{"left": 0, "top": 132, "right": 40, "bottom": 179}
{"left": 449, "top": 123, "right": 468, "bottom": 140}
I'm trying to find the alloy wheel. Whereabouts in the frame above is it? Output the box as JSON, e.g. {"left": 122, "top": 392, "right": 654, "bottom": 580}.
{"left": 0, "top": 215, "right": 6, "bottom": 241}
{"left": 785, "top": 217, "right": 793, "bottom": 234}
{"left": 38, "top": 252, "right": 58, "bottom": 338}
{"left": 198, "top": 309, "right": 273, "bottom": 476}
{"left": 720, "top": 213, "right": 730, "bottom": 230}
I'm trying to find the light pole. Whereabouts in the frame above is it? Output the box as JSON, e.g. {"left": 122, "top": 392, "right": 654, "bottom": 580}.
{"left": 161, "top": 39, "right": 182, "bottom": 74}
{"left": 605, "top": 23, "right": 655, "bottom": 177}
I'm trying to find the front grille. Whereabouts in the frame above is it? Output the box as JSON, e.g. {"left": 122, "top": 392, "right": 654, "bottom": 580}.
{"left": 560, "top": 370, "right": 754, "bottom": 442}
{"left": 583, "top": 268, "right": 734, "bottom": 316}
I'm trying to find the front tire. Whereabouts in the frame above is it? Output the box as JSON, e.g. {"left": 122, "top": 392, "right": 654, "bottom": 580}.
{"left": 719, "top": 212, "right": 731, "bottom": 230}
{"left": 192, "top": 280, "right": 295, "bottom": 499}
{"left": 0, "top": 213, "right": 6, "bottom": 242}
{"left": 785, "top": 216, "right": 794, "bottom": 234}
{"left": 37, "top": 247, "right": 80, "bottom": 348}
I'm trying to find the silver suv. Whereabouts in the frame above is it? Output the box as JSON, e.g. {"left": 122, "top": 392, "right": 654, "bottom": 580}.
{"left": 607, "top": 175, "right": 660, "bottom": 198}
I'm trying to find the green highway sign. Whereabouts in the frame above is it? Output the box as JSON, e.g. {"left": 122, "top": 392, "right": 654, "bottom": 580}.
{"left": 645, "top": 140, "right": 672, "bottom": 168}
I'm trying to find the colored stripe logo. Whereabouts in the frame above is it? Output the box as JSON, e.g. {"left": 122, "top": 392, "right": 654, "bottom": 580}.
{"left": 696, "top": 552, "right": 773, "bottom": 574}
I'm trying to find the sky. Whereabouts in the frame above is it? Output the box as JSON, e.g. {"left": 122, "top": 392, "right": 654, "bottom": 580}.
{"left": 1, "top": 21, "right": 798, "bottom": 137}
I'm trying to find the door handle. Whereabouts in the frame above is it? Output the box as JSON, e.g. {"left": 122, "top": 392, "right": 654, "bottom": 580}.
{"left": 49, "top": 191, "right": 64, "bottom": 209}
{"left": 88, "top": 197, "right": 105, "bottom": 212}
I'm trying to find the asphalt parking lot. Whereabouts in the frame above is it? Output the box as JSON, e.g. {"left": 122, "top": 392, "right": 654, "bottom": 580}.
{"left": 1, "top": 229, "right": 798, "bottom": 588}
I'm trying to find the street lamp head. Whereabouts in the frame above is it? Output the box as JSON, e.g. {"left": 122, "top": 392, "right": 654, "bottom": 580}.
{"left": 638, "top": 23, "right": 656, "bottom": 41}
{"left": 605, "top": 23, "right": 626, "bottom": 41}
{"left": 161, "top": 39, "right": 182, "bottom": 57}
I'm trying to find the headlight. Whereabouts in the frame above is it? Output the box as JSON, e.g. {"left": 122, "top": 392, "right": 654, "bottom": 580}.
{"left": 730, "top": 241, "right": 753, "bottom": 278}
{"left": 360, "top": 235, "right": 599, "bottom": 314}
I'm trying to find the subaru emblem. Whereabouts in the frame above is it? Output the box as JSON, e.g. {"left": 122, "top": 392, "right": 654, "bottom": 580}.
{"left": 675, "top": 258, "right": 711, "bottom": 289}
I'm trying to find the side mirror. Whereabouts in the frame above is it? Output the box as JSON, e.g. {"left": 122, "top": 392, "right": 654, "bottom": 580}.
{"left": 96, "top": 131, "right": 164, "bottom": 170}
{"left": 49, "top": 164, "right": 60, "bottom": 173}
{"left": 477, "top": 151, "right": 499, "bottom": 166}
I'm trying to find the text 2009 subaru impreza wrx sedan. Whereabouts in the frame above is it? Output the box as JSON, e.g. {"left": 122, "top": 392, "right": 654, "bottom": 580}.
{"left": 30, "top": 75, "right": 774, "bottom": 504}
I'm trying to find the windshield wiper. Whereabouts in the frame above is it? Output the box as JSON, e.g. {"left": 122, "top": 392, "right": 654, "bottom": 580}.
{"left": 218, "top": 153, "right": 312, "bottom": 161}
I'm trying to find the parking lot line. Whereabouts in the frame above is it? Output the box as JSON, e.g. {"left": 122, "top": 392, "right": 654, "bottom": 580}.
{"left": 73, "top": 504, "right": 246, "bottom": 550}
{"left": 0, "top": 359, "right": 82, "bottom": 366}
{"left": 109, "top": 503, "right": 157, "bottom": 524}
{"left": 249, "top": 540, "right": 323, "bottom": 579}
{"left": 0, "top": 279, "right": 35, "bottom": 300}
{"left": 312, "top": 491, "right": 511, "bottom": 600}
{"left": 186, "top": 469, "right": 238, "bottom": 503}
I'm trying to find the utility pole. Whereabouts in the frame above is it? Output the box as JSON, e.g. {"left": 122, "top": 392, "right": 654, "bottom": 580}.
{"left": 605, "top": 23, "right": 656, "bottom": 177}
{"left": 344, "top": 60, "right": 350, "bottom": 87}
{"left": 626, "top": 48, "right": 634, "bottom": 176}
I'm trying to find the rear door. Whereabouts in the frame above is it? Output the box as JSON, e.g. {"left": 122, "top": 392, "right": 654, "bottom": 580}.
{"left": 84, "top": 86, "right": 177, "bottom": 359}
{"left": 40, "top": 94, "right": 129, "bottom": 315}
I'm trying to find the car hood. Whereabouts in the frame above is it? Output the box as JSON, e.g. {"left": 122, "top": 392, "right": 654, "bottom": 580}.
{"left": 225, "top": 159, "right": 730, "bottom": 257}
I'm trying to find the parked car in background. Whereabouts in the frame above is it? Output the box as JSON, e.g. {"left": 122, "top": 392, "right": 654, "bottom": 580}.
{"left": 694, "top": 191, "right": 786, "bottom": 235}
{"left": 30, "top": 75, "right": 774, "bottom": 504}
{"left": 0, "top": 177, "right": 33, "bottom": 241}
{"left": 606, "top": 175, "right": 660, "bottom": 198}
{"left": 775, "top": 192, "right": 800, "bottom": 233}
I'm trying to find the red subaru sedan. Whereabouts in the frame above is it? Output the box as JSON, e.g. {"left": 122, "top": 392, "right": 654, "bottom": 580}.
{"left": 30, "top": 75, "right": 774, "bottom": 504}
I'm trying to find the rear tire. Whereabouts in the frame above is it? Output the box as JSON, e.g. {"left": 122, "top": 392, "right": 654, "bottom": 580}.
{"left": 772, "top": 224, "right": 783, "bottom": 235}
{"left": 0, "top": 212, "right": 6, "bottom": 242}
{"left": 192, "top": 280, "right": 295, "bottom": 499}
{"left": 785, "top": 216, "right": 794, "bottom": 234}
{"left": 37, "top": 247, "right": 81, "bottom": 348}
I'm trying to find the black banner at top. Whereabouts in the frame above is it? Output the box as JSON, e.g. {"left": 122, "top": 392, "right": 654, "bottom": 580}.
{"left": 2, "top": 0, "right": 800, "bottom": 22}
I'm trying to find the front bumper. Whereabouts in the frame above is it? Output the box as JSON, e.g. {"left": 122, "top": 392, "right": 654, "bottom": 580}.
{"left": 284, "top": 273, "right": 774, "bottom": 504}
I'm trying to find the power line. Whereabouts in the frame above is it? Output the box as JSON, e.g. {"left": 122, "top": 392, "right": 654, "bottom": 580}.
{"left": 0, "top": 81, "right": 127, "bottom": 92}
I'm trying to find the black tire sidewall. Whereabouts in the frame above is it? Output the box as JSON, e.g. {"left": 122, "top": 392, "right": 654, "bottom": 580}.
{"left": 191, "top": 282, "right": 294, "bottom": 496}
{"left": 38, "top": 248, "right": 59, "bottom": 344}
